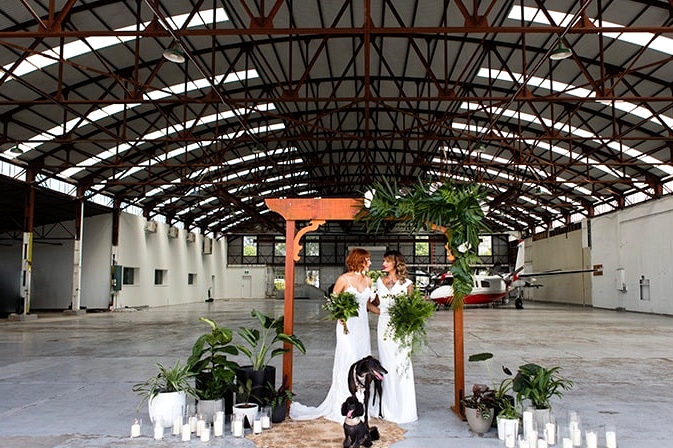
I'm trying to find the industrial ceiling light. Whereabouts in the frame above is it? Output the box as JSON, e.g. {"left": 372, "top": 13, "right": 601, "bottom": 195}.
{"left": 474, "top": 144, "right": 486, "bottom": 153}
{"left": 9, "top": 145, "right": 23, "bottom": 154}
{"left": 550, "top": 42, "right": 572, "bottom": 60}
{"left": 162, "top": 45, "right": 186, "bottom": 63}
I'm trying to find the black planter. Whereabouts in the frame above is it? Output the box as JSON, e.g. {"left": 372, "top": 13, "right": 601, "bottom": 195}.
{"left": 236, "top": 365, "right": 276, "bottom": 406}
{"left": 271, "top": 400, "right": 288, "bottom": 423}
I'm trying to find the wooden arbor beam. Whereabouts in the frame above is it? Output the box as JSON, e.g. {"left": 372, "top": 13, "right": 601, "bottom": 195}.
{"left": 265, "top": 198, "right": 363, "bottom": 390}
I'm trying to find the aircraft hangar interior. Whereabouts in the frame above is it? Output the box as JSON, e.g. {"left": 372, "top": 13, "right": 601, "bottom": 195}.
{"left": 0, "top": 1, "right": 672, "bottom": 447}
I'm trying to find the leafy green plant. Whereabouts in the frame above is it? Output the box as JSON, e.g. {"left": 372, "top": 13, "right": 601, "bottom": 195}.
{"left": 187, "top": 317, "right": 240, "bottom": 400}
{"left": 235, "top": 377, "right": 255, "bottom": 405}
{"left": 236, "top": 309, "right": 306, "bottom": 371}
{"left": 132, "top": 361, "right": 197, "bottom": 408}
{"left": 357, "top": 178, "right": 488, "bottom": 309}
{"left": 322, "top": 291, "right": 359, "bottom": 334}
{"left": 468, "top": 352, "right": 517, "bottom": 419}
{"left": 512, "top": 363, "right": 573, "bottom": 410}
{"left": 262, "top": 375, "right": 295, "bottom": 410}
{"left": 385, "top": 288, "right": 436, "bottom": 356}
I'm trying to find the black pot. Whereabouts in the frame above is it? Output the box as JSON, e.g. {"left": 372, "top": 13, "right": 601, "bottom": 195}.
{"left": 492, "top": 394, "right": 516, "bottom": 427}
{"left": 271, "top": 400, "right": 288, "bottom": 423}
{"left": 236, "top": 365, "right": 276, "bottom": 406}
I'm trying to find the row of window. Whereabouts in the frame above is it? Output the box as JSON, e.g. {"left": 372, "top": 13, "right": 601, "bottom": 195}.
{"left": 122, "top": 267, "right": 197, "bottom": 286}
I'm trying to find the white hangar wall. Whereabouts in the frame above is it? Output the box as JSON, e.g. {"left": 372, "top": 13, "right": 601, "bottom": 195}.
{"left": 115, "top": 213, "right": 230, "bottom": 308}
{"left": 524, "top": 228, "right": 593, "bottom": 306}
{"left": 591, "top": 195, "right": 673, "bottom": 315}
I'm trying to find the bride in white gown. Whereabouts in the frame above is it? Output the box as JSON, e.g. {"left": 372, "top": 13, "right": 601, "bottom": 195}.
{"left": 371, "top": 249, "right": 418, "bottom": 424}
{"left": 290, "top": 248, "right": 373, "bottom": 422}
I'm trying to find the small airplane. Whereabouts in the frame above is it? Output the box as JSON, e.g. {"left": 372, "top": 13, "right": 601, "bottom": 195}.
{"left": 427, "top": 240, "right": 599, "bottom": 308}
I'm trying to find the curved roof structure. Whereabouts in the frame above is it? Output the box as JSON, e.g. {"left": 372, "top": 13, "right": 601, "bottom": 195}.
{"left": 1, "top": 1, "right": 672, "bottom": 235}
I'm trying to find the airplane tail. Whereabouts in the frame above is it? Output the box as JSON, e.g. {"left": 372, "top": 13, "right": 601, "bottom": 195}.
{"left": 514, "top": 239, "right": 525, "bottom": 274}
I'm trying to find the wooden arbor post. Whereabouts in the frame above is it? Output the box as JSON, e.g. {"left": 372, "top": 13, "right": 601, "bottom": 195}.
{"left": 265, "top": 197, "right": 465, "bottom": 418}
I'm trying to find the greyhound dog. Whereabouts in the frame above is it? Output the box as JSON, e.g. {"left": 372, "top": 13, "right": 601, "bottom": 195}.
{"left": 347, "top": 355, "right": 388, "bottom": 425}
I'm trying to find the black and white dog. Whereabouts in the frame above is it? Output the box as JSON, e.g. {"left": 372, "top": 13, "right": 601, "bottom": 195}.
{"left": 347, "top": 355, "right": 388, "bottom": 425}
{"left": 341, "top": 395, "right": 379, "bottom": 448}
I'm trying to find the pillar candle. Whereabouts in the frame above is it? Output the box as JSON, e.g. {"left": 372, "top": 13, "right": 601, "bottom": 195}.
{"left": 538, "top": 440, "right": 548, "bottom": 448}
{"left": 172, "top": 415, "right": 182, "bottom": 435}
{"left": 571, "top": 428, "right": 581, "bottom": 447}
{"left": 200, "top": 424, "right": 210, "bottom": 442}
{"left": 585, "top": 431, "right": 597, "bottom": 448}
{"left": 562, "top": 438, "right": 572, "bottom": 448}
{"left": 181, "top": 423, "right": 191, "bottom": 441}
{"left": 130, "top": 419, "right": 141, "bottom": 438}
{"left": 189, "top": 415, "right": 197, "bottom": 433}
{"left": 233, "top": 418, "right": 244, "bottom": 437}
{"left": 505, "top": 433, "right": 516, "bottom": 448}
{"left": 528, "top": 430, "right": 538, "bottom": 448}
{"left": 605, "top": 430, "right": 617, "bottom": 448}
{"left": 153, "top": 421, "right": 163, "bottom": 440}
{"left": 261, "top": 414, "right": 271, "bottom": 429}
{"left": 545, "top": 422, "right": 556, "bottom": 444}
{"left": 523, "top": 411, "right": 534, "bottom": 438}
{"left": 213, "top": 416, "right": 224, "bottom": 437}
{"left": 196, "top": 417, "right": 204, "bottom": 436}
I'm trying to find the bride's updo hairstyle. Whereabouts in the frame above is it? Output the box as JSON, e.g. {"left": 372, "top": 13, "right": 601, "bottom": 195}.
{"left": 346, "top": 248, "right": 371, "bottom": 273}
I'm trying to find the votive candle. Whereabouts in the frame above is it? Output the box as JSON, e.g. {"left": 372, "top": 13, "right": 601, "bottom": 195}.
{"left": 153, "top": 421, "right": 163, "bottom": 440}
{"left": 130, "top": 419, "right": 141, "bottom": 438}
{"left": 200, "top": 424, "right": 210, "bottom": 442}
{"left": 562, "top": 437, "right": 572, "bottom": 448}
{"left": 605, "top": 430, "right": 617, "bottom": 448}
{"left": 585, "top": 431, "right": 597, "bottom": 448}
{"left": 233, "top": 418, "right": 244, "bottom": 437}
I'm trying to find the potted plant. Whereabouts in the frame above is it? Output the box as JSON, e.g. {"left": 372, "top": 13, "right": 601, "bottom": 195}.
{"left": 187, "top": 317, "right": 240, "bottom": 417}
{"left": 512, "top": 362, "right": 573, "bottom": 430}
{"left": 262, "top": 375, "right": 295, "bottom": 423}
{"left": 132, "top": 360, "right": 197, "bottom": 428}
{"left": 235, "top": 309, "right": 306, "bottom": 405}
{"left": 495, "top": 378, "right": 520, "bottom": 442}
{"left": 232, "top": 377, "right": 259, "bottom": 428}
{"left": 461, "top": 383, "right": 496, "bottom": 435}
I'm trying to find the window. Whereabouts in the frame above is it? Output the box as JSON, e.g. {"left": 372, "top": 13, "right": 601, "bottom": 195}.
{"left": 274, "top": 237, "right": 286, "bottom": 256}
{"left": 123, "top": 267, "right": 138, "bottom": 285}
{"left": 415, "top": 237, "right": 429, "bottom": 256}
{"left": 478, "top": 235, "right": 492, "bottom": 256}
{"left": 188, "top": 273, "right": 197, "bottom": 285}
{"left": 274, "top": 271, "right": 285, "bottom": 290}
{"left": 243, "top": 236, "right": 257, "bottom": 256}
{"left": 306, "top": 237, "right": 320, "bottom": 256}
{"left": 154, "top": 269, "right": 167, "bottom": 285}
{"left": 306, "top": 269, "right": 320, "bottom": 288}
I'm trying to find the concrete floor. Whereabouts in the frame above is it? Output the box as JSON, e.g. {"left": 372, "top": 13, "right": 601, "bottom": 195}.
{"left": 0, "top": 297, "right": 671, "bottom": 448}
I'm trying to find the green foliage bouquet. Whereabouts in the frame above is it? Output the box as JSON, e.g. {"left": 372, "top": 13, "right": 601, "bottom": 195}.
{"left": 322, "top": 291, "right": 359, "bottom": 334}
{"left": 385, "top": 288, "right": 435, "bottom": 356}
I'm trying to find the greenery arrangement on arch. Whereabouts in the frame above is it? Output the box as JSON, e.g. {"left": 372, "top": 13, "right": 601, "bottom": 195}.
{"left": 357, "top": 177, "right": 489, "bottom": 309}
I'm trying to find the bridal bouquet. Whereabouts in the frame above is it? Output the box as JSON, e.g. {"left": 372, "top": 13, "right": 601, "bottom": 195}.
{"left": 322, "top": 291, "right": 359, "bottom": 334}
{"left": 385, "top": 288, "right": 436, "bottom": 356}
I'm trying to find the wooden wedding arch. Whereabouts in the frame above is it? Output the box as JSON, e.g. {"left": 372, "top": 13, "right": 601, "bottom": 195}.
{"left": 265, "top": 197, "right": 467, "bottom": 418}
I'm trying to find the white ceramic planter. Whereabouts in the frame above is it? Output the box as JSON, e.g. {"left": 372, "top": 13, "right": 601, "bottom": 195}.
{"left": 232, "top": 403, "right": 259, "bottom": 429}
{"left": 465, "top": 407, "right": 494, "bottom": 435}
{"left": 148, "top": 391, "right": 186, "bottom": 428}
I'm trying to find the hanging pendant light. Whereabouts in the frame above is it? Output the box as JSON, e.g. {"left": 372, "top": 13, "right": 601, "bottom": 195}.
{"left": 550, "top": 42, "right": 572, "bottom": 60}
{"left": 162, "top": 45, "right": 186, "bottom": 63}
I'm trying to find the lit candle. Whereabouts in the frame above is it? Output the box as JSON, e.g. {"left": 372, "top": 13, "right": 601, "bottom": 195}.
{"left": 189, "top": 415, "right": 197, "bottom": 433}
{"left": 233, "top": 418, "right": 244, "bottom": 437}
{"left": 196, "top": 416, "right": 204, "bottom": 436}
{"left": 605, "top": 430, "right": 617, "bottom": 448}
{"left": 130, "top": 419, "right": 141, "bottom": 438}
{"left": 153, "top": 421, "right": 163, "bottom": 440}
{"left": 562, "top": 437, "right": 572, "bottom": 448}
{"left": 200, "top": 423, "right": 210, "bottom": 442}
{"left": 181, "top": 423, "right": 191, "bottom": 441}
{"left": 585, "top": 431, "right": 597, "bottom": 448}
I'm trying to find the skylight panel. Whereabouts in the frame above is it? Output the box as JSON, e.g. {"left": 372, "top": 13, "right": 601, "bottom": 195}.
{"left": 2, "top": 8, "right": 229, "bottom": 83}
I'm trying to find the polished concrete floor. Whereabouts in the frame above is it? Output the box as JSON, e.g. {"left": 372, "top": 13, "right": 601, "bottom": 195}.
{"left": 1, "top": 297, "right": 671, "bottom": 448}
